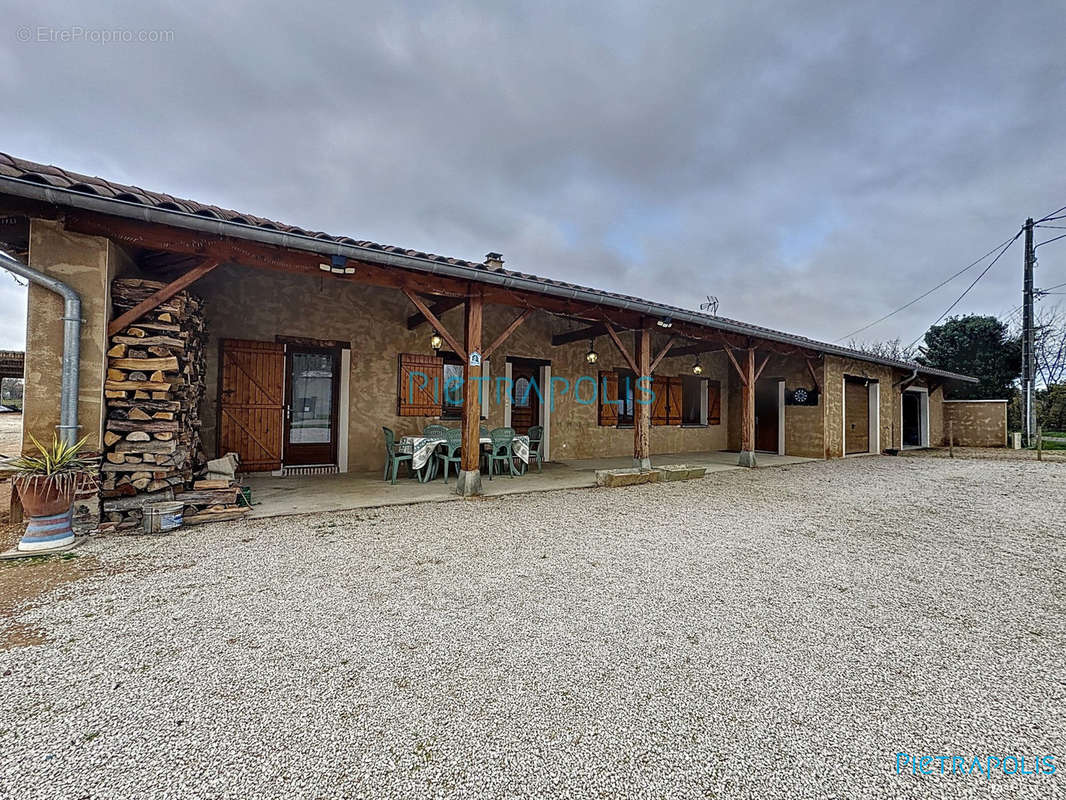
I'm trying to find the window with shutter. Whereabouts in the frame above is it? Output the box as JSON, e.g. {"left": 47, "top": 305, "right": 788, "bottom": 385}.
{"left": 666, "top": 377, "right": 683, "bottom": 426}
{"left": 707, "top": 380, "right": 721, "bottom": 425}
{"left": 397, "top": 353, "right": 443, "bottom": 416}
{"left": 598, "top": 370, "right": 618, "bottom": 426}
{"left": 651, "top": 375, "right": 669, "bottom": 425}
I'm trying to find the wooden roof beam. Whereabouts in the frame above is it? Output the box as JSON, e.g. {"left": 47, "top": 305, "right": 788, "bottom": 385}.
{"left": 406, "top": 296, "right": 464, "bottom": 329}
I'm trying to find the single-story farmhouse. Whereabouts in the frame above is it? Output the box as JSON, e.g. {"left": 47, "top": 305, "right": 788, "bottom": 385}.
{"left": 0, "top": 153, "right": 976, "bottom": 519}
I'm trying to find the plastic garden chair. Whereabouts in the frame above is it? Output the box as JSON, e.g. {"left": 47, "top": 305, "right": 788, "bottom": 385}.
{"left": 436, "top": 428, "right": 464, "bottom": 484}
{"left": 423, "top": 424, "right": 448, "bottom": 439}
{"left": 525, "top": 425, "right": 544, "bottom": 473}
{"left": 487, "top": 427, "right": 517, "bottom": 479}
{"left": 382, "top": 427, "right": 414, "bottom": 485}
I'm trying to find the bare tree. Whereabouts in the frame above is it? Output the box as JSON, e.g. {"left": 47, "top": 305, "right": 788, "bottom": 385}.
{"left": 846, "top": 337, "right": 917, "bottom": 361}
{"left": 1034, "top": 302, "right": 1066, "bottom": 388}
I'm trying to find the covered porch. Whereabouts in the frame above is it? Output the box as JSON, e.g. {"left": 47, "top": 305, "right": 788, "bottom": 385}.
{"left": 242, "top": 450, "right": 814, "bottom": 519}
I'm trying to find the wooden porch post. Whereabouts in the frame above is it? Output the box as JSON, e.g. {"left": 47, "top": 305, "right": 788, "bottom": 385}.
{"left": 634, "top": 326, "right": 652, "bottom": 471}
{"left": 739, "top": 347, "right": 757, "bottom": 467}
{"left": 457, "top": 286, "right": 483, "bottom": 496}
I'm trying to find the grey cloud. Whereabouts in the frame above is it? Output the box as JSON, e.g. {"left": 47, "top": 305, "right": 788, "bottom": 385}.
{"left": 0, "top": 0, "right": 1063, "bottom": 349}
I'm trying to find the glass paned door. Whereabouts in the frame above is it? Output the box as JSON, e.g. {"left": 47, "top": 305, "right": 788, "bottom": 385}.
{"left": 284, "top": 347, "right": 340, "bottom": 466}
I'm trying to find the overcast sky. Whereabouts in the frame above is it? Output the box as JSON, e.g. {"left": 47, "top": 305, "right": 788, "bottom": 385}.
{"left": 1, "top": 1, "right": 1064, "bottom": 351}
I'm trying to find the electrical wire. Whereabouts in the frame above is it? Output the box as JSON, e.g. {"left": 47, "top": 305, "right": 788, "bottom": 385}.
{"left": 1036, "top": 232, "right": 1066, "bottom": 248}
{"left": 1036, "top": 206, "right": 1066, "bottom": 223}
{"left": 834, "top": 233, "right": 1019, "bottom": 341}
{"left": 906, "top": 232, "right": 1021, "bottom": 349}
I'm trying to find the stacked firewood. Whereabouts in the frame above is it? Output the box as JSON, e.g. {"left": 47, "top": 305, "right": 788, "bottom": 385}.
{"left": 100, "top": 279, "right": 210, "bottom": 530}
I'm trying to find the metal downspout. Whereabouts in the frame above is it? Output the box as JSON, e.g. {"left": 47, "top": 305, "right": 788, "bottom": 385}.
{"left": 0, "top": 249, "right": 81, "bottom": 445}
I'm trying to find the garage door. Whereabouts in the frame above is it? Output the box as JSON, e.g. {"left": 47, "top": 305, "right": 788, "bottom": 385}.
{"left": 844, "top": 377, "right": 870, "bottom": 455}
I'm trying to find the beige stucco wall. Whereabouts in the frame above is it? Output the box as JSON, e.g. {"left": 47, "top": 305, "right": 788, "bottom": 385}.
{"left": 724, "top": 353, "right": 825, "bottom": 458}
{"left": 823, "top": 356, "right": 900, "bottom": 458}
{"left": 942, "top": 400, "right": 1007, "bottom": 447}
{"left": 197, "top": 264, "right": 732, "bottom": 472}
{"left": 22, "top": 219, "right": 136, "bottom": 453}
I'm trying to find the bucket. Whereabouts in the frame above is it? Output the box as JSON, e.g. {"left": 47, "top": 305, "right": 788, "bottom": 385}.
{"left": 143, "top": 501, "right": 184, "bottom": 534}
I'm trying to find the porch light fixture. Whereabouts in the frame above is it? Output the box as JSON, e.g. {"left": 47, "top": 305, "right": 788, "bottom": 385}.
{"left": 692, "top": 361, "right": 703, "bottom": 375}
{"left": 585, "top": 338, "right": 599, "bottom": 364}
{"left": 657, "top": 316, "right": 673, "bottom": 328}
{"left": 430, "top": 330, "right": 443, "bottom": 351}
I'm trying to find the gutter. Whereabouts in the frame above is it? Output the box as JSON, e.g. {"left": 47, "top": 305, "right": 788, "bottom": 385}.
{"left": 0, "top": 175, "right": 976, "bottom": 384}
{"left": 0, "top": 248, "right": 81, "bottom": 445}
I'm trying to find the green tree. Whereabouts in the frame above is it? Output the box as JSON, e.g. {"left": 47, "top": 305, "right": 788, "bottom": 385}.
{"left": 916, "top": 315, "right": 1020, "bottom": 399}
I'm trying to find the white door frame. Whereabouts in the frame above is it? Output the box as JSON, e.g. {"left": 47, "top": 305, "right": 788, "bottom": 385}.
{"left": 777, "top": 378, "right": 786, "bottom": 456}
{"left": 901, "top": 386, "right": 929, "bottom": 449}
{"left": 502, "top": 360, "right": 550, "bottom": 461}
{"left": 842, "top": 376, "right": 880, "bottom": 456}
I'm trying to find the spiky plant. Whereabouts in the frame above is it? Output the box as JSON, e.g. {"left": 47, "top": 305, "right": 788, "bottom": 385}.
{"left": 10, "top": 433, "right": 95, "bottom": 494}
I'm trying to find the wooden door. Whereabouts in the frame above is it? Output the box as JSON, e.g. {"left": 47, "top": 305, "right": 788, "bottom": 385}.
{"left": 218, "top": 339, "right": 284, "bottom": 472}
{"left": 510, "top": 360, "right": 540, "bottom": 434}
{"left": 845, "top": 378, "right": 870, "bottom": 454}
{"left": 284, "top": 346, "right": 341, "bottom": 466}
{"left": 754, "top": 378, "right": 778, "bottom": 452}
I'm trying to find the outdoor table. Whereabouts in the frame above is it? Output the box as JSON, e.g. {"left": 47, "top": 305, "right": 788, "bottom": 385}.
{"left": 396, "top": 434, "right": 530, "bottom": 481}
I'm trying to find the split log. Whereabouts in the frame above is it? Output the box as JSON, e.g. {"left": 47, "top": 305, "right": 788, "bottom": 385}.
{"left": 110, "top": 357, "right": 179, "bottom": 372}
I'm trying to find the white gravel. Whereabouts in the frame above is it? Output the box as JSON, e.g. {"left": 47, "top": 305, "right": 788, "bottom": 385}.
{"left": 1, "top": 457, "right": 1063, "bottom": 799}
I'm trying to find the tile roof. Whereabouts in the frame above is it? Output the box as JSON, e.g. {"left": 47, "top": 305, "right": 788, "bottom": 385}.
{"left": 0, "top": 153, "right": 974, "bottom": 382}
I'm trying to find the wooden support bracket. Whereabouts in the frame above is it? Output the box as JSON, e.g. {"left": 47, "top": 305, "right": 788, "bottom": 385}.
{"left": 604, "top": 322, "right": 640, "bottom": 374}
{"left": 483, "top": 309, "right": 532, "bottom": 359}
{"left": 403, "top": 289, "right": 466, "bottom": 360}
{"left": 107, "top": 260, "right": 219, "bottom": 336}
{"left": 648, "top": 335, "right": 677, "bottom": 374}
{"left": 724, "top": 347, "right": 747, "bottom": 385}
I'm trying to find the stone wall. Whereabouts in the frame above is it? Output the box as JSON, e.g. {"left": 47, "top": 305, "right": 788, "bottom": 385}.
{"left": 942, "top": 400, "right": 1007, "bottom": 447}
{"left": 196, "top": 264, "right": 731, "bottom": 472}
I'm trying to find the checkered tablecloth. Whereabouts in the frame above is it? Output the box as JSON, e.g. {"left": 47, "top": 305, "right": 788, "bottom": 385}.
{"left": 397, "top": 435, "right": 530, "bottom": 470}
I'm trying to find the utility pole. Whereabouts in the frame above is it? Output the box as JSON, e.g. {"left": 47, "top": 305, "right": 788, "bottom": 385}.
{"left": 1022, "top": 217, "right": 1036, "bottom": 446}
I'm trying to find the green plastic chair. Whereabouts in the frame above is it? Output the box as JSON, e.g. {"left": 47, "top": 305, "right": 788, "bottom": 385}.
{"left": 487, "top": 427, "right": 517, "bottom": 479}
{"left": 382, "top": 427, "right": 414, "bottom": 485}
{"left": 525, "top": 425, "right": 544, "bottom": 473}
{"left": 420, "top": 424, "right": 449, "bottom": 481}
{"left": 436, "top": 428, "right": 464, "bottom": 484}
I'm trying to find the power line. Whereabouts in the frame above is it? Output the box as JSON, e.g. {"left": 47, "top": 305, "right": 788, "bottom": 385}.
{"left": 906, "top": 232, "right": 1021, "bottom": 350}
{"left": 835, "top": 233, "right": 1019, "bottom": 341}
{"left": 1036, "top": 206, "right": 1066, "bottom": 223}
{"left": 1036, "top": 232, "right": 1066, "bottom": 248}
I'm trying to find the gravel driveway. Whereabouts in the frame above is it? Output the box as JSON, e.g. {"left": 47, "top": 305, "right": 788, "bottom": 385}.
{"left": 1, "top": 457, "right": 1063, "bottom": 799}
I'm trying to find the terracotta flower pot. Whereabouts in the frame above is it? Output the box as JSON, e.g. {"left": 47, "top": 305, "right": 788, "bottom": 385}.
{"left": 14, "top": 475, "right": 76, "bottom": 552}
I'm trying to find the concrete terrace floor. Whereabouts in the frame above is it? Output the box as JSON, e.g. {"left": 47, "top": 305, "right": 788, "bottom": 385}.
{"left": 242, "top": 451, "right": 814, "bottom": 519}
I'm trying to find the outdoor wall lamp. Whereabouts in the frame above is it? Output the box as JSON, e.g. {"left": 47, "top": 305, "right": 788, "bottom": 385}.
{"left": 318, "top": 255, "right": 355, "bottom": 274}
{"left": 692, "top": 361, "right": 703, "bottom": 375}
{"left": 430, "top": 330, "right": 443, "bottom": 351}
{"left": 657, "top": 316, "right": 673, "bottom": 328}
{"left": 585, "top": 338, "right": 599, "bottom": 364}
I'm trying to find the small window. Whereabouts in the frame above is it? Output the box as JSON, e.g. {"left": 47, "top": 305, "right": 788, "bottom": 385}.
{"left": 514, "top": 376, "right": 531, "bottom": 408}
{"left": 441, "top": 354, "right": 464, "bottom": 419}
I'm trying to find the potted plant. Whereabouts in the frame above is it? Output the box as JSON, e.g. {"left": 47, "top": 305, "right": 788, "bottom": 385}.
{"left": 10, "top": 433, "right": 93, "bottom": 552}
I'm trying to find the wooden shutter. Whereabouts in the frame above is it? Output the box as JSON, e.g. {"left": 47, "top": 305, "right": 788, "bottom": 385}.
{"left": 651, "top": 375, "right": 669, "bottom": 425}
{"left": 219, "top": 339, "right": 285, "bottom": 472}
{"left": 398, "top": 353, "right": 443, "bottom": 416}
{"left": 707, "top": 380, "right": 721, "bottom": 425}
{"left": 598, "top": 370, "right": 618, "bottom": 426}
{"left": 666, "top": 377, "right": 683, "bottom": 426}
